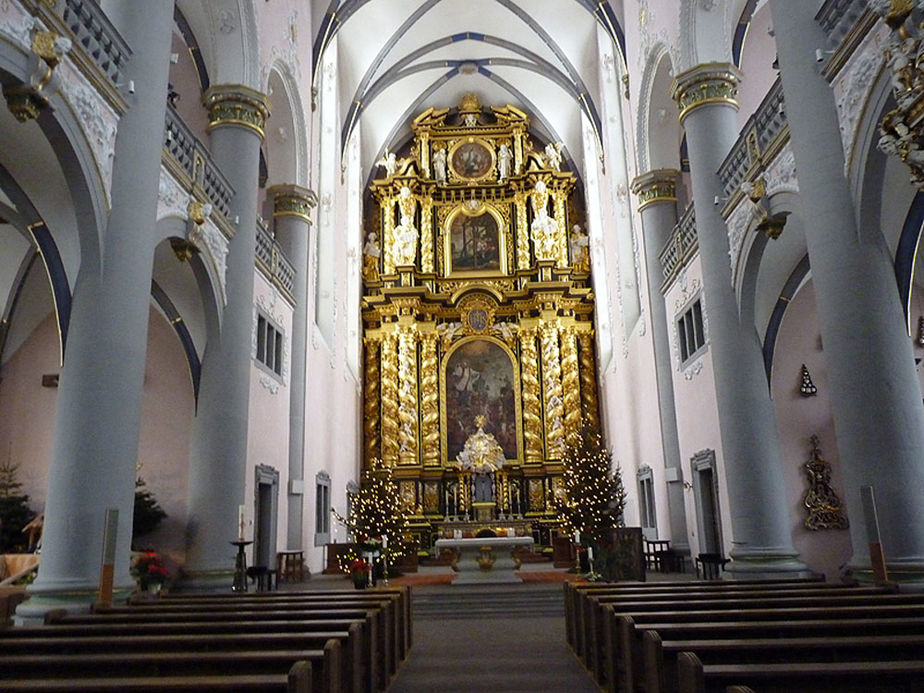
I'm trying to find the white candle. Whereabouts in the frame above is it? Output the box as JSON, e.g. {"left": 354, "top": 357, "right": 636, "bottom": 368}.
{"left": 588, "top": 546, "right": 594, "bottom": 562}
{"left": 382, "top": 535, "right": 388, "bottom": 549}
{"left": 238, "top": 505, "right": 246, "bottom": 540}
{"left": 574, "top": 530, "right": 580, "bottom": 544}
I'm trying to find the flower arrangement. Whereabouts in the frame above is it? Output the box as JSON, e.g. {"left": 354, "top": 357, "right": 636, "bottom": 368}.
{"left": 350, "top": 558, "right": 369, "bottom": 589}
{"left": 132, "top": 551, "right": 169, "bottom": 591}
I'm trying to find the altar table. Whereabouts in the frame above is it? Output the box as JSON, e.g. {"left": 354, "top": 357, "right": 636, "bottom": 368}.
{"left": 434, "top": 535, "right": 535, "bottom": 584}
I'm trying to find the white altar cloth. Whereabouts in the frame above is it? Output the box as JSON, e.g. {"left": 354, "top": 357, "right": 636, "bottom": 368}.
{"left": 435, "top": 535, "right": 535, "bottom": 584}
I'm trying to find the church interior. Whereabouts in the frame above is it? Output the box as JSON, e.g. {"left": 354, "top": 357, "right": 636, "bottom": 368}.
{"left": 2, "top": 0, "right": 924, "bottom": 640}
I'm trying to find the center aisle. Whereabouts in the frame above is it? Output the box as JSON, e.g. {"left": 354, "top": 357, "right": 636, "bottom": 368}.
{"left": 387, "top": 582, "right": 598, "bottom": 692}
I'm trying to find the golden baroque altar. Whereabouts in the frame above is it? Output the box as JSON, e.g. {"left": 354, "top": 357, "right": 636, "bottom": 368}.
{"left": 361, "top": 95, "right": 600, "bottom": 545}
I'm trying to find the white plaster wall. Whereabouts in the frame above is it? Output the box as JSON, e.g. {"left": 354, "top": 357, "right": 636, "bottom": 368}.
{"left": 735, "top": 3, "right": 777, "bottom": 129}
{"left": 770, "top": 280, "right": 853, "bottom": 579}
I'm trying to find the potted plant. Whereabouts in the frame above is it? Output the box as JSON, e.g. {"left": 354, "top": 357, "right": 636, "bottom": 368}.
{"left": 132, "top": 551, "right": 169, "bottom": 593}
{"left": 350, "top": 558, "right": 369, "bottom": 589}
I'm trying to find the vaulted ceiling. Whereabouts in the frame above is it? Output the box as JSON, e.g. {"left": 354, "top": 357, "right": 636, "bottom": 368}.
{"left": 311, "top": 0, "right": 625, "bottom": 177}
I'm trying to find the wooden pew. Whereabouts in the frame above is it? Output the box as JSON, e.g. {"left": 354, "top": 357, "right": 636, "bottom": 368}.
{"left": 564, "top": 576, "right": 826, "bottom": 654}
{"left": 645, "top": 630, "right": 924, "bottom": 693}
{"left": 49, "top": 610, "right": 374, "bottom": 693}
{"left": 583, "top": 585, "right": 901, "bottom": 684}
{"left": 676, "top": 650, "right": 924, "bottom": 693}
{"left": 608, "top": 603, "right": 924, "bottom": 693}
{"left": 0, "top": 647, "right": 324, "bottom": 692}
{"left": 0, "top": 658, "right": 315, "bottom": 692}
{"left": 582, "top": 583, "right": 887, "bottom": 669}
{"left": 0, "top": 631, "right": 347, "bottom": 692}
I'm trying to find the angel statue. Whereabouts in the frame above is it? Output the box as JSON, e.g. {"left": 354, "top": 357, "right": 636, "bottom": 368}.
{"left": 376, "top": 148, "right": 397, "bottom": 177}
{"left": 544, "top": 141, "right": 563, "bottom": 171}
{"left": 362, "top": 231, "right": 381, "bottom": 281}
{"left": 432, "top": 146, "right": 447, "bottom": 184}
{"left": 569, "top": 224, "right": 590, "bottom": 273}
{"left": 497, "top": 143, "right": 513, "bottom": 181}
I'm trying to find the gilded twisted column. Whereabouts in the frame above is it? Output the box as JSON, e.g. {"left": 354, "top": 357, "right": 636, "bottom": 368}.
{"left": 553, "top": 191, "right": 569, "bottom": 266}
{"left": 540, "top": 323, "right": 565, "bottom": 458}
{"left": 577, "top": 330, "right": 600, "bottom": 431}
{"left": 559, "top": 326, "right": 581, "bottom": 438}
{"left": 380, "top": 333, "right": 400, "bottom": 466}
{"left": 419, "top": 331, "right": 440, "bottom": 466}
{"left": 514, "top": 192, "right": 530, "bottom": 270}
{"left": 518, "top": 326, "right": 544, "bottom": 463}
{"left": 382, "top": 195, "right": 396, "bottom": 274}
{"left": 397, "top": 327, "right": 419, "bottom": 464}
{"left": 420, "top": 199, "right": 434, "bottom": 273}
{"left": 363, "top": 336, "right": 382, "bottom": 467}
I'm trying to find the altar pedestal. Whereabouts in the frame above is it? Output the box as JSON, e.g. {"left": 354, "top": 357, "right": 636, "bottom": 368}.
{"left": 435, "top": 535, "right": 535, "bottom": 584}
{"left": 471, "top": 502, "right": 495, "bottom": 522}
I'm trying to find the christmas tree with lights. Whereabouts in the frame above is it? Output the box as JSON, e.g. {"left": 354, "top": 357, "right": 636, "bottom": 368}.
{"left": 556, "top": 423, "right": 627, "bottom": 578}
{"left": 333, "top": 457, "right": 410, "bottom": 573}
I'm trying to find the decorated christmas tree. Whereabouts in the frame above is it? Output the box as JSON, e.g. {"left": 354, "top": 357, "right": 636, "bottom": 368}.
{"left": 0, "top": 449, "right": 36, "bottom": 553}
{"left": 334, "top": 457, "right": 410, "bottom": 569}
{"left": 556, "top": 423, "right": 627, "bottom": 577}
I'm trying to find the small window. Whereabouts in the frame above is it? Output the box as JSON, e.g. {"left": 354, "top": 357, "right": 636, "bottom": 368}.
{"left": 638, "top": 466, "right": 657, "bottom": 533}
{"left": 677, "top": 298, "right": 706, "bottom": 363}
{"left": 256, "top": 313, "right": 284, "bottom": 376}
{"left": 314, "top": 472, "right": 331, "bottom": 546}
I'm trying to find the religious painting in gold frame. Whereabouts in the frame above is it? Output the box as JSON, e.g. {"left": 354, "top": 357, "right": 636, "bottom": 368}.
{"left": 448, "top": 137, "right": 495, "bottom": 182}
{"left": 444, "top": 202, "right": 508, "bottom": 277}
{"left": 441, "top": 336, "right": 523, "bottom": 466}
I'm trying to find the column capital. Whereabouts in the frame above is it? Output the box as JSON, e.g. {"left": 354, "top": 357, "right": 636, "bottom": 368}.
{"left": 203, "top": 84, "right": 270, "bottom": 139}
{"left": 631, "top": 169, "right": 680, "bottom": 211}
{"left": 671, "top": 63, "right": 741, "bottom": 122}
{"left": 268, "top": 184, "right": 318, "bottom": 222}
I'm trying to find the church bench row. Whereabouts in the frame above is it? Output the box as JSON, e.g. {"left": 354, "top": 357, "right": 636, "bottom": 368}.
{"left": 676, "top": 651, "right": 924, "bottom": 693}
{"left": 571, "top": 582, "right": 898, "bottom": 682}
{"left": 563, "top": 576, "right": 826, "bottom": 652}
{"left": 606, "top": 600, "right": 924, "bottom": 693}
{"left": 0, "top": 647, "right": 325, "bottom": 693}
{"left": 0, "top": 629, "right": 349, "bottom": 693}
{"left": 645, "top": 631, "right": 924, "bottom": 693}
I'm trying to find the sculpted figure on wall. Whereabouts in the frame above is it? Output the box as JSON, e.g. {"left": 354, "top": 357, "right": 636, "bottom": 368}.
{"left": 393, "top": 186, "right": 418, "bottom": 266}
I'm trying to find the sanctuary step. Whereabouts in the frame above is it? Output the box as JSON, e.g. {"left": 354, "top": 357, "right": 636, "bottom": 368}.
{"left": 412, "top": 583, "right": 565, "bottom": 619}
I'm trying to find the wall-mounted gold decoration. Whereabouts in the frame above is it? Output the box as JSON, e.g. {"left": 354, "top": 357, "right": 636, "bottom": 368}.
{"left": 670, "top": 63, "right": 742, "bottom": 122}
{"left": 458, "top": 293, "right": 496, "bottom": 334}
{"left": 803, "top": 435, "right": 848, "bottom": 530}
{"left": 203, "top": 85, "right": 270, "bottom": 139}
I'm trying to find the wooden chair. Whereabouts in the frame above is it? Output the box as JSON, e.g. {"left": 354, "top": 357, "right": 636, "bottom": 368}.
{"left": 695, "top": 553, "right": 728, "bottom": 580}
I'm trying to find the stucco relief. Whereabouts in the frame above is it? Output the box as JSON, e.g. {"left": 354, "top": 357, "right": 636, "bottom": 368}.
{"left": 188, "top": 220, "right": 229, "bottom": 307}
{"left": 764, "top": 145, "right": 798, "bottom": 196}
{"left": 0, "top": 5, "right": 37, "bottom": 51}
{"left": 157, "top": 170, "right": 185, "bottom": 219}
{"left": 726, "top": 199, "right": 751, "bottom": 281}
{"left": 833, "top": 25, "right": 887, "bottom": 176}
{"left": 59, "top": 66, "right": 118, "bottom": 208}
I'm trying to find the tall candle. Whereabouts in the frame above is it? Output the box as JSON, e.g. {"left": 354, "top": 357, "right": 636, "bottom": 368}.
{"left": 238, "top": 505, "right": 246, "bottom": 540}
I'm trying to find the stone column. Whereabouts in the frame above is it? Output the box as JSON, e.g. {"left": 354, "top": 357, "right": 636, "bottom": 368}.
{"left": 631, "top": 169, "right": 690, "bottom": 554}
{"left": 184, "top": 85, "right": 269, "bottom": 586}
{"left": 268, "top": 185, "right": 317, "bottom": 550}
{"left": 771, "top": 2, "right": 924, "bottom": 584}
{"left": 18, "top": 1, "right": 174, "bottom": 621}
{"left": 671, "top": 64, "right": 805, "bottom": 576}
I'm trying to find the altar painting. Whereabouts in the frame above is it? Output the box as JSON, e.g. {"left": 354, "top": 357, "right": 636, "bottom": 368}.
{"left": 445, "top": 339, "right": 518, "bottom": 462}
{"left": 449, "top": 211, "right": 501, "bottom": 272}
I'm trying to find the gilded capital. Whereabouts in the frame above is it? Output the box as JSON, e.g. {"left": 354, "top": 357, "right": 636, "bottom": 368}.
{"left": 631, "top": 169, "right": 680, "bottom": 211}
{"left": 203, "top": 85, "right": 270, "bottom": 139}
{"left": 670, "top": 63, "right": 741, "bottom": 122}
{"left": 268, "top": 184, "right": 317, "bottom": 222}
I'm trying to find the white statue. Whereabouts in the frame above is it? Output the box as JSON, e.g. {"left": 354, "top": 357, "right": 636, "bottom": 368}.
{"left": 433, "top": 146, "right": 447, "bottom": 184}
{"left": 362, "top": 231, "right": 381, "bottom": 281}
{"left": 393, "top": 186, "right": 418, "bottom": 266}
{"left": 463, "top": 112, "right": 478, "bottom": 127}
{"left": 544, "top": 141, "right": 563, "bottom": 171}
{"left": 497, "top": 143, "right": 513, "bottom": 181}
{"left": 532, "top": 206, "right": 559, "bottom": 260}
{"left": 376, "top": 148, "right": 397, "bottom": 177}
{"left": 569, "top": 224, "right": 590, "bottom": 273}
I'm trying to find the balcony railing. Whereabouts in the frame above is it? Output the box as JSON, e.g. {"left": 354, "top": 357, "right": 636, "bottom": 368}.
{"left": 659, "top": 203, "right": 697, "bottom": 289}
{"left": 816, "top": 0, "right": 870, "bottom": 46}
{"left": 718, "top": 77, "right": 787, "bottom": 200}
{"left": 47, "top": 0, "right": 131, "bottom": 86}
{"left": 163, "top": 106, "right": 234, "bottom": 220}
{"left": 256, "top": 219, "right": 296, "bottom": 298}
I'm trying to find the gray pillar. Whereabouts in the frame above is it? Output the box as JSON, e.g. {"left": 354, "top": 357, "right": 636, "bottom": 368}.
{"left": 268, "top": 184, "right": 317, "bottom": 550}
{"left": 18, "top": 1, "right": 174, "bottom": 620}
{"left": 771, "top": 2, "right": 924, "bottom": 585}
{"left": 631, "top": 169, "right": 690, "bottom": 555}
{"left": 671, "top": 64, "right": 806, "bottom": 576}
{"left": 184, "top": 86, "right": 269, "bottom": 587}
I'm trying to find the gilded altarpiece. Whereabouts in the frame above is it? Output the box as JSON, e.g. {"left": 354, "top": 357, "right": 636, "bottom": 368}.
{"left": 362, "top": 96, "right": 599, "bottom": 546}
